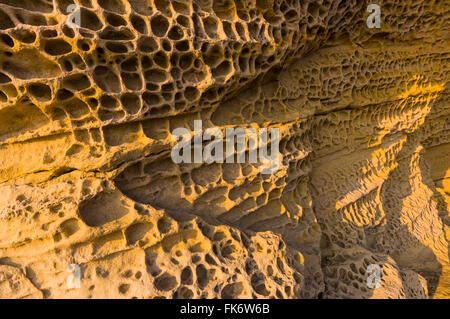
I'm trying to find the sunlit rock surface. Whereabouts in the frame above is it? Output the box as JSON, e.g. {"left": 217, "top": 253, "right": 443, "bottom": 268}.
{"left": 0, "top": 0, "right": 448, "bottom": 299}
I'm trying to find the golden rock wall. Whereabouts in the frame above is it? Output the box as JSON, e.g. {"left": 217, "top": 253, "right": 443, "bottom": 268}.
{"left": 0, "top": 0, "right": 448, "bottom": 298}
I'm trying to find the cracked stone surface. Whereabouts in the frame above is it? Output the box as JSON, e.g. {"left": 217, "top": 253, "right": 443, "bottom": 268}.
{"left": 0, "top": 0, "right": 448, "bottom": 299}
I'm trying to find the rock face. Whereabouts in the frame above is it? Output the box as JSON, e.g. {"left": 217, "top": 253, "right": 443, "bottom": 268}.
{"left": 0, "top": 0, "right": 448, "bottom": 299}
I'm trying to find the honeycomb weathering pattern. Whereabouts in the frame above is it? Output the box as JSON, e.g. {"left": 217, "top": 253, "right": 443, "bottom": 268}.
{"left": 0, "top": 0, "right": 448, "bottom": 299}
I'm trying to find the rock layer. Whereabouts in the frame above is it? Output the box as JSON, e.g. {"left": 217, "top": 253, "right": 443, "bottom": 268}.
{"left": 0, "top": 0, "right": 448, "bottom": 299}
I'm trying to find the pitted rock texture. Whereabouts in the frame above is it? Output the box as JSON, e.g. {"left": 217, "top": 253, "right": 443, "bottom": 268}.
{"left": 0, "top": 0, "right": 449, "bottom": 299}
